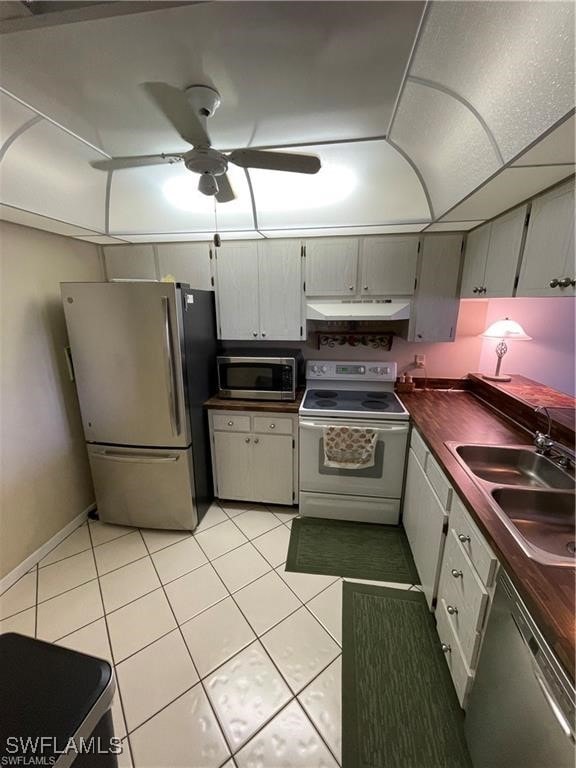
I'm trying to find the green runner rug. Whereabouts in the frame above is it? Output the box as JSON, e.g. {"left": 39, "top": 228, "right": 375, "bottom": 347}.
{"left": 342, "top": 582, "right": 472, "bottom": 768}
{"left": 285, "top": 516, "right": 419, "bottom": 584}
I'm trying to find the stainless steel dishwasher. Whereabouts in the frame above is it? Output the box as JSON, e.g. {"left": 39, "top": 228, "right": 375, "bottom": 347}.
{"left": 465, "top": 569, "right": 575, "bottom": 767}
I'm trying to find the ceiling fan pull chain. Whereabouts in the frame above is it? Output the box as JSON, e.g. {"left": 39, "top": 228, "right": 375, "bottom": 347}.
{"left": 213, "top": 197, "right": 221, "bottom": 248}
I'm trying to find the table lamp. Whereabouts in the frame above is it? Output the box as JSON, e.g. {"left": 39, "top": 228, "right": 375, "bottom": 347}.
{"left": 480, "top": 317, "right": 532, "bottom": 382}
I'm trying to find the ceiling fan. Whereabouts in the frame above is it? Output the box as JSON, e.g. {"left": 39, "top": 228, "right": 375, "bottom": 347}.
{"left": 90, "top": 83, "right": 321, "bottom": 203}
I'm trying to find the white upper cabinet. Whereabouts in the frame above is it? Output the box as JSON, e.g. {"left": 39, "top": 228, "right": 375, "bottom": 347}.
{"left": 103, "top": 245, "right": 157, "bottom": 280}
{"left": 156, "top": 243, "right": 212, "bottom": 290}
{"left": 304, "top": 238, "right": 359, "bottom": 295}
{"left": 409, "top": 234, "right": 463, "bottom": 343}
{"left": 482, "top": 206, "right": 527, "bottom": 297}
{"left": 517, "top": 181, "right": 575, "bottom": 297}
{"left": 460, "top": 205, "right": 527, "bottom": 299}
{"left": 214, "top": 242, "right": 260, "bottom": 340}
{"left": 258, "top": 240, "right": 304, "bottom": 341}
{"left": 360, "top": 236, "right": 419, "bottom": 295}
{"left": 214, "top": 239, "right": 304, "bottom": 340}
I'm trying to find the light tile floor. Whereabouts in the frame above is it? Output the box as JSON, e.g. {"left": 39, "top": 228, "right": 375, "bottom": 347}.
{"left": 0, "top": 501, "right": 422, "bottom": 768}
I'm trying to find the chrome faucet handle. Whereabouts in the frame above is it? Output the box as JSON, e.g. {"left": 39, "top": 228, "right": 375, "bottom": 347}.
{"left": 534, "top": 431, "right": 554, "bottom": 454}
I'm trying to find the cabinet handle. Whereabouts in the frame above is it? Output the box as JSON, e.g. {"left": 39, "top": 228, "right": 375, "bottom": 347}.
{"left": 473, "top": 287, "right": 479, "bottom": 294}
{"left": 254, "top": 438, "right": 259, "bottom": 444}
{"left": 262, "top": 331, "right": 267, "bottom": 337}
{"left": 451, "top": 569, "right": 463, "bottom": 579}
{"left": 558, "top": 277, "right": 573, "bottom": 288}
{"left": 348, "top": 286, "right": 354, "bottom": 291}
{"left": 269, "top": 423, "right": 276, "bottom": 429}
{"left": 363, "top": 286, "right": 368, "bottom": 291}
{"left": 245, "top": 437, "right": 250, "bottom": 443}
{"left": 549, "top": 278, "right": 559, "bottom": 288}
{"left": 446, "top": 605, "right": 458, "bottom": 615}
{"left": 457, "top": 533, "right": 470, "bottom": 543}
{"left": 227, "top": 420, "right": 234, "bottom": 426}
{"left": 441, "top": 643, "right": 451, "bottom": 654}
{"left": 253, "top": 331, "right": 258, "bottom": 337}
{"left": 417, "top": 333, "right": 423, "bottom": 339}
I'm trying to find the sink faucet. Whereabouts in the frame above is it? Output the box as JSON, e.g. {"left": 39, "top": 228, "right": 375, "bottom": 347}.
{"left": 533, "top": 405, "right": 576, "bottom": 471}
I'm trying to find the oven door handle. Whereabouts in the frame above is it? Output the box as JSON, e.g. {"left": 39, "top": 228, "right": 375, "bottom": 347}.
{"left": 299, "top": 421, "right": 409, "bottom": 434}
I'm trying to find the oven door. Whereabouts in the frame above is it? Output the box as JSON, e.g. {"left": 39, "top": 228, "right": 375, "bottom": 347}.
{"left": 299, "top": 418, "right": 409, "bottom": 498}
{"left": 217, "top": 359, "right": 294, "bottom": 399}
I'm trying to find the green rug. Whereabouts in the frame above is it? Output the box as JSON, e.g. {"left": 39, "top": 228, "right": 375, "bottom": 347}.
{"left": 342, "top": 582, "right": 472, "bottom": 768}
{"left": 285, "top": 516, "right": 419, "bottom": 584}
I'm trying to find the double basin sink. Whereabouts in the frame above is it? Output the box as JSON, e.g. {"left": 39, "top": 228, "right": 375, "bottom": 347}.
{"left": 446, "top": 443, "right": 575, "bottom": 567}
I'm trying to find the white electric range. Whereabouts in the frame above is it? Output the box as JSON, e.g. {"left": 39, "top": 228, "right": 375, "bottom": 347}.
{"left": 298, "top": 360, "right": 410, "bottom": 524}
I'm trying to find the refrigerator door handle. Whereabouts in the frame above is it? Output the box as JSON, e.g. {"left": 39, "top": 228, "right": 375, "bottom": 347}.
{"left": 92, "top": 451, "right": 179, "bottom": 464}
{"left": 162, "top": 296, "right": 181, "bottom": 436}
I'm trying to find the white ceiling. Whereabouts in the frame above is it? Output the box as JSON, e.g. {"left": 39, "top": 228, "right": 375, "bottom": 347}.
{"left": 0, "top": 1, "right": 574, "bottom": 242}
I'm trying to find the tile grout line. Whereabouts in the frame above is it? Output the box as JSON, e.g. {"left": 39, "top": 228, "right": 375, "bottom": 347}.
{"left": 192, "top": 517, "right": 341, "bottom": 762}
{"left": 139, "top": 525, "right": 238, "bottom": 764}
{"left": 85, "top": 520, "right": 136, "bottom": 768}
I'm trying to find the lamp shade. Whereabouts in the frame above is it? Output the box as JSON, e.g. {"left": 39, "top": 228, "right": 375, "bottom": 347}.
{"left": 480, "top": 317, "right": 532, "bottom": 340}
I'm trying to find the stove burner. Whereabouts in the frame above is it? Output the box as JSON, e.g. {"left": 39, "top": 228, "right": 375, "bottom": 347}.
{"left": 317, "top": 399, "right": 338, "bottom": 407}
{"left": 314, "top": 391, "right": 339, "bottom": 399}
{"left": 362, "top": 400, "right": 390, "bottom": 410}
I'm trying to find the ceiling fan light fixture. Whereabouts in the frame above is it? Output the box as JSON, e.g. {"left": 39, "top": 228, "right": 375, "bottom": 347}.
{"left": 198, "top": 172, "right": 219, "bottom": 197}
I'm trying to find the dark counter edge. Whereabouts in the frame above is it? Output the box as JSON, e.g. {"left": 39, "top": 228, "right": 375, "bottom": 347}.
{"left": 399, "top": 381, "right": 575, "bottom": 681}
{"left": 204, "top": 389, "right": 304, "bottom": 413}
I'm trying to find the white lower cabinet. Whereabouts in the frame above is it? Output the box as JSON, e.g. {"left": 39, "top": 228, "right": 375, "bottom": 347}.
{"left": 402, "top": 427, "right": 499, "bottom": 709}
{"left": 209, "top": 410, "right": 297, "bottom": 506}
{"left": 402, "top": 447, "right": 449, "bottom": 609}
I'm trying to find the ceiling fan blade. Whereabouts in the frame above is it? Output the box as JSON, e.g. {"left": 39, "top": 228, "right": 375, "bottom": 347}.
{"left": 90, "top": 154, "right": 182, "bottom": 171}
{"left": 215, "top": 173, "right": 235, "bottom": 203}
{"left": 228, "top": 149, "right": 321, "bottom": 174}
{"left": 143, "top": 82, "right": 211, "bottom": 147}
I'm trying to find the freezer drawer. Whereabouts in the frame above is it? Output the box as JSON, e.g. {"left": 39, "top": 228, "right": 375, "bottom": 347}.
{"left": 88, "top": 444, "right": 197, "bottom": 530}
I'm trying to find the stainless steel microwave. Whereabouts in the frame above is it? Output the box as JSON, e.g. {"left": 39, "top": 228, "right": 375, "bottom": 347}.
{"left": 217, "top": 353, "right": 301, "bottom": 401}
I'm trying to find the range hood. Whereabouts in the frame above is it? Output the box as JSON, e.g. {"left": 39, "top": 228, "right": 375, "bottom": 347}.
{"left": 306, "top": 299, "right": 411, "bottom": 322}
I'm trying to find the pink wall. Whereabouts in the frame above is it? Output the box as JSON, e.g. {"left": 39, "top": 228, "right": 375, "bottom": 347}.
{"left": 478, "top": 297, "right": 576, "bottom": 396}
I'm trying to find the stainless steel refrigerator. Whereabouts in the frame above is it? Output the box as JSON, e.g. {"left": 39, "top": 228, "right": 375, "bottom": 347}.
{"left": 61, "top": 281, "right": 217, "bottom": 530}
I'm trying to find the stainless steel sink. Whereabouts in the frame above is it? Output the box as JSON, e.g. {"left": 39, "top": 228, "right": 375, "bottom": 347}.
{"left": 454, "top": 444, "right": 575, "bottom": 490}
{"left": 491, "top": 488, "right": 575, "bottom": 564}
{"left": 445, "top": 442, "right": 576, "bottom": 567}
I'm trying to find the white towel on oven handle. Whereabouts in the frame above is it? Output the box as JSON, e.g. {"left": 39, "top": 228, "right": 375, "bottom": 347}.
{"left": 323, "top": 425, "right": 377, "bottom": 469}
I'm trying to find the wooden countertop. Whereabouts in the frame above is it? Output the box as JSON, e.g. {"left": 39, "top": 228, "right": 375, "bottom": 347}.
{"left": 204, "top": 390, "right": 304, "bottom": 414}
{"left": 398, "top": 388, "right": 576, "bottom": 680}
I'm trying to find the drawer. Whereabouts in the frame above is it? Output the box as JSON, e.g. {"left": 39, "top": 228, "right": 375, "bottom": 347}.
{"left": 438, "top": 530, "right": 489, "bottom": 664}
{"left": 451, "top": 495, "right": 498, "bottom": 587}
{"left": 436, "top": 596, "right": 474, "bottom": 708}
{"left": 426, "top": 454, "right": 453, "bottom": 511}
{"left": 436, "top": 590, "right": 483, "bottom": 669}
{"left": 212, "top": 414, "right": 251, "bottom": 432}
{"left": 253, "top": 415, "right": 293, "bottom": 435}
{"left": 410, "top": 427, "right": 428, "bottom": 469}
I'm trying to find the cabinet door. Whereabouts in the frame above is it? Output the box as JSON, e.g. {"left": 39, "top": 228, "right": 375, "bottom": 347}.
{"left": 517, "top": 181, "right": 575, "bottom": 297}
{"left": 258, "top": 240, "right": 303, "bottom": 340}
{"left": 104, "top": 245, "right": 157, "bottom": 280}
{"left": 213, "top": 432, "right": 253, "bottom": 501}
{"left": 483, "top": 206, "right": 527, "bottom": 297}
{"left": 305, "top": 238, "right": 359, "bottom": 295}
{"left": 214, "top": 242, "right": 260, "bottom": 339}
{"left": 460, "top": 225, "right": 489, "bottom": 298}
{"left": 157, "top": 243, "right": 212, "bottom": 290}
{"left": 360, "top": 236, "right": 419, "bottom": 295}
{"left": 411, "top": 234, "right": 462, "bottom": 343}
{"left": 253, "top": 434, "right": 293, "bottom": 504}
{"left": 402, "top": 449, "right": 448, "bottom": 609}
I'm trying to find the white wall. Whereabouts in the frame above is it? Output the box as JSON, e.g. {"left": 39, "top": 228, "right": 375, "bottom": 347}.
{"left": 0, "top": 222, "right": 104, "bottom": 579}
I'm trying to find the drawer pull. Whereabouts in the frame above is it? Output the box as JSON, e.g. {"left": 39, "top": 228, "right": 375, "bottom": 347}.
{"left": 457, "top": 533, "right": 470, "bottom": 543}
{"left": 254, "top": 438, "right": 259, "bottom": 444}
{"left": 441, "top": 643, "right": 451, "bottom": 654}
{"left": 269, "top": 423, "right": 276, "bottom": 429}
{"left": 245, "top": 437, "right": 250, "bottom": 443}
{"left": 446, "top": 605, "right": 458, "bottom": 615}
{"left": 451, "top": 569, "right": 463, "bottom": 579}
{"left": 227, "top": 420, "right": 234, "bottom": 426}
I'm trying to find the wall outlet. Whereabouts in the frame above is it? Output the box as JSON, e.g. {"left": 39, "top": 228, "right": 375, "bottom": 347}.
{"left": 415, "top": 354, "right": 425, "bottom": 368}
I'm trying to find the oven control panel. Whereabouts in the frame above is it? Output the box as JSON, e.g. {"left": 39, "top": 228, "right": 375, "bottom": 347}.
{"left": 306, "top": 360, "right": 397, "bottom": 381}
